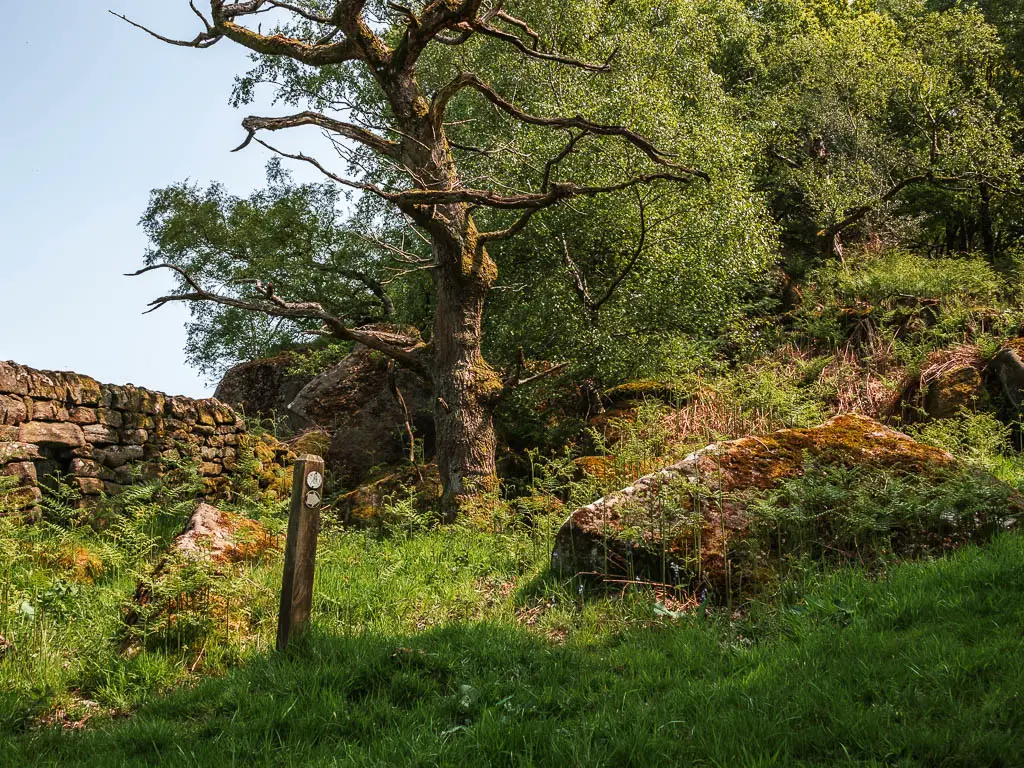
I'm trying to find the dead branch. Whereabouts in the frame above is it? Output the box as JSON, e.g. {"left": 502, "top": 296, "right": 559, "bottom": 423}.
{"left": 822, "top": 172, "right": 968, "bottom": 250}
{"left": 265, "top": 0, "right": 333, "bottom": 24}
{"left": 390, "top": 172, "right": 694, "bottom": 210}
{"left": 589, "top": 191, "right": 648, "bottom": 311}
{"left": 232, "top": 112, "right": 401, "bottom": 158}
{"left": 493, "top": 11, "right": 541, "bottom": 48}
{"left": 470, "top": 21, "right": 614, "bottom": 72}
{"left": 109, "top": 11, "right": 221, "bottom": 48}
{"left": 501, "top": 361, "right": 569, "bottom": 394}
{"left": 432, "top": 73, "right": 707, "bottom": 178}
{"left": 127, "top": 263, "right": 430, "bottom": 377}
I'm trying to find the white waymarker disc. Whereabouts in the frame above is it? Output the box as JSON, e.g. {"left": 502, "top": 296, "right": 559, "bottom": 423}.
{"left": 306, "top": 471, "right": 323, "bottom": 490}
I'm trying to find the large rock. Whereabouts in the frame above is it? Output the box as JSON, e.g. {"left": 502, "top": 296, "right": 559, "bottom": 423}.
{"left": 923, "top": 365, "right": 988, "bottom": 419}
{"left": 290, "top": 345, "right": 433, "bottom": 488}
{"left": 0, "top": 395, "right": 28, "bottom": 426}
{"left": 122, "top": 503, "right": 280, "bottom": 643}
{"left": 991, "top": 340, "right": 1024, "bottom": 417}
{"left": 214, "top": 352, "right": 314, "bottom": 433}
{"left": 892, "top": 345, "right": 989, "bottom": 422}
{"left": 171, "top": 502, "right": 279, "bottom": 563}
{"left": 552, "top": 415, "right": 1016, "bottom": 596}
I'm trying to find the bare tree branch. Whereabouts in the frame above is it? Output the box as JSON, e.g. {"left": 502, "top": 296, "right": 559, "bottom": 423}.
{"left": 476, "top": 207, "right": 543, "bottom": 245}
{"left": 246, "top": 135, "right": 388, "bottom": 195}
{"left": 470, "top": 21, "right": 614, "bottom": 72}
{"left": 264, "top": 0, "right": 333, "bottom": 24}
{"left": 589, "top": 192, "right": 648, "bottom": 311}
{"left": 822, "top": 172, "right": 965, "bottom": 248}
{"left": 390, "top": 0, "right": 485, "bottom": 72}
{"left": 501, "top": 361, "right": 568, "bottom": 394}
{"left": 541, "top": 131, "right": 588, "bottom": 191}
{"left": 563, "top": 238, "right": 593, "bottom": 307}
{"left": 312, "top": 262, "right": 397, "bottom": 317}
{"left": 127, "top": 263, "right": 430, "bottom": 377}
{"left": 109, "top": 10, "right": 221, "bottom": 48}
{"left": 392, "top": 172, "right": 694, "bottom": 210}
{"left": 232, "top": 111, "right": 402, "bottom": 158}
{"left": 432, "top": 73, "right": 707, "bottom": 179}
{"left": 493, "top": 11, "right": 541, "bottom": 48}
{"left": 189, "top": 1, "right": 214, "bottom": 31}
{"left": 217, "top": 1, "right": 271, "bottom": 18}
{"left": 767, "top": 146, "right": 802, "bottom": 170}
{"left": 218, "top": 19, "right": 363, "bottom": 64}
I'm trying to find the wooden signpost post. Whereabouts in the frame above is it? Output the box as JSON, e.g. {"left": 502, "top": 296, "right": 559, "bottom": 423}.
{"left": 277, "top": 453, "right": 324, "bottom": 651}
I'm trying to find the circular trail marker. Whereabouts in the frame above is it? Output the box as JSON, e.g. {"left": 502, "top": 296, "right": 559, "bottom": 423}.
{"left": 306, "top": 471, "right": 323, "bottom": 490}
{"left": 305, "top": 490, "right": 322, "bottom": 508}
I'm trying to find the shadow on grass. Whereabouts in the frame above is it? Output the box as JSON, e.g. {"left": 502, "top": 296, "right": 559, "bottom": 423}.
{"left": 4, "top": 534, "right": 1024, "bottom": 767}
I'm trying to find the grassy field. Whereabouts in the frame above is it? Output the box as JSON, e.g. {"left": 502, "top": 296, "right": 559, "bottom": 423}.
{"left": 2, "top": 497, "right": 1022, "bottom": 767}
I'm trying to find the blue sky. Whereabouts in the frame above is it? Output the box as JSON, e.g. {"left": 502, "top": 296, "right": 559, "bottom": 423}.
{"left": 1, "top": 2, "right": 325, "bottom": 397}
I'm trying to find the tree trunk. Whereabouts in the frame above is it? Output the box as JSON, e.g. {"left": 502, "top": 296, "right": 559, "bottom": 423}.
{"left": 389, "top": 82, "right": 502, "bottom": 518}
{"left": 431, "top": 222, "right": 502, "bottom": 520}
{"left": 980, "top": 182, "right": 995, "bottom": 259}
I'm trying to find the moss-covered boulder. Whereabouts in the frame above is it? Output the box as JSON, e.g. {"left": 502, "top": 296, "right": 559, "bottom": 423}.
{"left": 924, "top": 365, "right": 989, "bottom": 419}
{"left": 552, "top": 415, "right": 1020, "bottom": 599}
{"left": 336, "top": 463, "right": 442, "bottom": 529}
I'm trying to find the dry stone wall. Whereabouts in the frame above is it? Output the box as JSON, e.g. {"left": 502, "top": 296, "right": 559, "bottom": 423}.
{"left": 0, "top": 361, "right": 293, "bottom": 513}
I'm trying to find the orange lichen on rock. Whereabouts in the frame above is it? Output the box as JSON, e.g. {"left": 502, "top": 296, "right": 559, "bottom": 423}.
{"left": 57, "top": 546, "right": 104, "bottom": 583}
{"left": 35, "top": 544, "right": 105, "bottom": 583}
{"left": 552, "top": 415, "right": 963, "bottom": 594}
{"left": 574, "top": 455, "right": 614, "bottom": 479}
{"left": 172, "top": 502, "right": 280, "bottom": 564}
{"left": 703, "top": 414, "right": 954, "bottom": 492}
{"left": 121, "top": 502, "right": 282, "bottom": 643}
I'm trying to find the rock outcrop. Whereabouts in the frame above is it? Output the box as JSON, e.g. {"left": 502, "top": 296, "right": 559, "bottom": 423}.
{"left": 0, "top": 361, "right": 293, "bottom": 515}
{"left": 170, "top": 502, "right": 280, "bottom": 564}
{"left": 296, "top": 346, "right": 432, "bottom": 487}
{"left": 220, "top": 343, "right": 433, "bottom": 489}
{"left": 122, "top": 502, "right": 280, "bottom": 644}
{"left": 213, "top": 352, "right": 314, "bottom": 433}
{"left": 923, "top": 364, "right": 989, "bottom": 419}
{"left": 552, "top": 415, "right": 1016, "bottom": 594}
{"left": 991, "top": 339, "right": 1024, "bottom": 417}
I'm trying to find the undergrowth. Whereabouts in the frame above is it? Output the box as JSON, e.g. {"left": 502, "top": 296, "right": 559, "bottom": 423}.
{"left": 3, "top": 250, "right": 1024, "bottom": 763}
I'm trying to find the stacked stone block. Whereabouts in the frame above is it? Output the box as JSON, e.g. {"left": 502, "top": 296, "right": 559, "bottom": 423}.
{"left": 0, "top": 361, "right": 292, "bottom": 514}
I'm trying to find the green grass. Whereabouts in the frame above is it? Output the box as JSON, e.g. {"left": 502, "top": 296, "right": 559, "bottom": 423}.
{"left": 2, "top": 512, "right": 1023, "bottom": 766}
{"left": 3, "top": 401, "right": 1024, "bottom": 766}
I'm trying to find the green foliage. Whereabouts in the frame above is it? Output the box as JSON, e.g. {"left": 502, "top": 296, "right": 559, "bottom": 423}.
{"left": 282, "top": 341, "right": 353, "bottom": 378}
{"left": 747, "top": 461, "right": 1017, "bottom": 569}
{"left": 909, "top": 411, "right": 1024, "bottom": 487}
{"left": 718, "top": 365, "right": 829, "bottom": 429}
{"left": 5, "top": 523, "right": 1024, "bottom": 765}
{"left": 433, "top": 0, "right": 779, "bottom": 382}
{"left": 141, "top": 0, "right": 1024, "bottom": 399}
{"left": 792, "top": 250, "right": 1024, "bottom": 366}
{"left": 741, "top": 0, "right": 1023, "bottom": 258}
{"left": 141, "top": 162, "right": 413, "bottom": 378}
{"left": 833, "top": 251, "right": 1003, "bottom": 303}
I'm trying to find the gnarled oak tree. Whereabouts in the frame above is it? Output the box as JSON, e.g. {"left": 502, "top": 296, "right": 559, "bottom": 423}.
{"left": 120, "top": 0, "right": 704, "bottom": 516}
